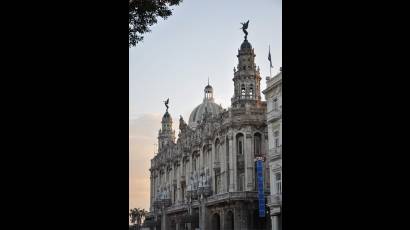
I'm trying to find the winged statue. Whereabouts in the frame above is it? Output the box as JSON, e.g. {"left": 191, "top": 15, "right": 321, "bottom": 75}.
{"left": 241, "top": 20, "right": 249, "bottom": 40}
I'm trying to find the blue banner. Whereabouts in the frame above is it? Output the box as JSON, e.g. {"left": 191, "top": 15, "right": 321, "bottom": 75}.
{"left": 256, "top": 160, "right": 265, "bottom": 217}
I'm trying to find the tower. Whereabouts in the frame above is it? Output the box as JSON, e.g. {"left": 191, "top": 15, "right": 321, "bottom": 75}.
{"left": 158, "top": 103, "right": 175, "bottom": 152}
{"left": 231, "top": 36, "right": 262, "bottom": 108}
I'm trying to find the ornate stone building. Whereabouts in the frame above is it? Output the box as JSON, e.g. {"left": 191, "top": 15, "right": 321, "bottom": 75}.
{"left": 145, "top": 35, "right": 274, "bottom": 230}
{"left": 262, "top": 70, "right": 282, "bottom": 230}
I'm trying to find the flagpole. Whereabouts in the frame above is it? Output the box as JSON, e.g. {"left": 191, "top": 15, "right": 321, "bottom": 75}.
{"left": 269, "top": 45, "right": 272, "bottom": 77}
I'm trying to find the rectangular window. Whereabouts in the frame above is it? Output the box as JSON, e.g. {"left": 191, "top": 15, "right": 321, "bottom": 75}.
{"left": 274, "top": 130, "right": 280, "bottom": 148}
{"left": 238, "top": 140, "right": 243, "bottom": 155}
{"left": 215, "top": 174, "right": 221, "bottom": 194}
{"left": 273, "top": 98, "right": 278, "bottom": 111}
{"left": 238, "top": 173, "right": 245, "bottom": 191}
{"left": 275, "top": 173, "right": 282, "bottom": 194}
{"left": 173, "top": 185, "right": 177, "bottom": 203}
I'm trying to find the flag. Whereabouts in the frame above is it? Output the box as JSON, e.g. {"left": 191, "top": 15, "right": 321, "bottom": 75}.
{"left": 268, "top": 45, "right": 273, "bottom": 68}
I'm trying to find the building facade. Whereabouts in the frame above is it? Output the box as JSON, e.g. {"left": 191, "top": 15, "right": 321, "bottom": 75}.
{"left": 262, "top": 70, "right": 282, "bottom": 230}
{"left": 144, "top": 35, "right": 279, "bottom": 230}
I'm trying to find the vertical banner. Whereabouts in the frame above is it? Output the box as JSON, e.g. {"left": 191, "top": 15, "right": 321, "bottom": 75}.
{"left": 256, "top": 159, "right": 265, "bottom": 217}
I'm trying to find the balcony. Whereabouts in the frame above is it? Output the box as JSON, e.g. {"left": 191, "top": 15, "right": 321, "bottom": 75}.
{"left": 267, "top": 109, "right": 281, "bottom": 122}
{"left": 268, "top": 147, "right": 282, "bottom": 161}
{"left": 206, "top": 191, "right": 258, "bottom": 206}
{"left": 166, "top": 203, "right": 187, "bottom": 214}
{"left": 267, "top": 194, "right": 282, "bottom": 206}
{"left": 153, "top": 199, "right": 172, "bottom": 209}
{"left": 197, "top": 185, "right": 212, "bottom": 197}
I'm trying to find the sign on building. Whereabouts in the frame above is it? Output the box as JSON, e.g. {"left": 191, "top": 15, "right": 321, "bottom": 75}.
{"left": 256, "top": 159, "right": 265, "bottom": 217}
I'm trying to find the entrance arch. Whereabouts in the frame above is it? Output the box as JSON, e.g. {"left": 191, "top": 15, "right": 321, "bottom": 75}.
{"left": 211, "top": 213, "right": 221, "bottom": 230}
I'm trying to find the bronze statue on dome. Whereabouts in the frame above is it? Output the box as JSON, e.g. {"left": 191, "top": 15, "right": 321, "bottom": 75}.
{"left": 164, "top": 98, "right": 169, "bottom": 111}
{"left": 241, "top": 20, "right": 249, "bottom": 40}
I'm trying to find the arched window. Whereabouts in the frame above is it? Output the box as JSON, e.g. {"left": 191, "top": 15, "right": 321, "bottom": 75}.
{"left": 203, "top": 145, "right": 208, "bottom": 168}
{"left": 254, "top": 133, "right": 261, "bottom": 156}
{"left": 241, "top": 84, "right": 246, "bottom": 97}
{"left": 236, "top": 134, "right": 244, "bottom": 155}
{"left": 249, "top": 84, "right": 254, "bottom": 98}
{"left": 192, "top": 154, "right": 196, "bottom": 171}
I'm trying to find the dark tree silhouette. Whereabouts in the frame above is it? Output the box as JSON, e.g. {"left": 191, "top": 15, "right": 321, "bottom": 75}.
{"left": 129, "top": 0, "right": 183, "bottom": 47}
{"left": 129, "top": 208, "right": 149, "bottom": 229}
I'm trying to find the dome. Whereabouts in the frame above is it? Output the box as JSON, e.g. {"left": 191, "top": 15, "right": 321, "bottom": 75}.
{"left": 188, "top": 100, "right": 222, "bottom": 129}
{"left": 188, "top": 83, "right": 222, "bottom": 129}
{"left": 162, "top": 111, "right": 172, "bottom": 123}
{"left": 240, "top": 39, "right": 252, "bottom": 49}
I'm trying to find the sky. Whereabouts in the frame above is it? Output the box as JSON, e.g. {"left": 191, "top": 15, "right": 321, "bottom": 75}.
{"left": 129, "top": 0, "right": 282, "bottom": 210}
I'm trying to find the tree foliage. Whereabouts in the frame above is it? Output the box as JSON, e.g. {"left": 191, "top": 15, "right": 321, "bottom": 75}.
{"left": 129, "top": 208, "right": 149, "bottom": 229}
{"left": 129, "top": 0, "right": 183, "bottom": 47}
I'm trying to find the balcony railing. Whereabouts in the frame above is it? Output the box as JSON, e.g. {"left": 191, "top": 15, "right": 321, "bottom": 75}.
{"left": 166, "top": 203, "right": 187, "bottom": 214}
{"left": 206, "top": 191, "right": 258, "bottom": 205}
{"left": 267, "top": 194, "right": 282, "bottom": 206}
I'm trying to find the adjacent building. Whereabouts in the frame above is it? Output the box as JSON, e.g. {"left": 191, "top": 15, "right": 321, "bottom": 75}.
{"left": 262, "top": 70, "right": 282, "bottom": 230}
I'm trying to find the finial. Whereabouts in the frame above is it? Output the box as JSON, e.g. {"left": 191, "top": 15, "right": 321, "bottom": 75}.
{"left": 208, "top": 77, "right": 209, "bottom": 86}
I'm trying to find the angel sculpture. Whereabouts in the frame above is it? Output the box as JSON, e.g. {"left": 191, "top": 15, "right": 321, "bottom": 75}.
{"left": 164, "top": 98, "right": 169, "bottom": 111}
{"left": 240, "top": 20, "right": 249, "bottom": 40}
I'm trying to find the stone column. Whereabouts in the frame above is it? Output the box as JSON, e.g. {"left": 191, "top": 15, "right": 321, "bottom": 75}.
{"left": 245, "top": 133, "right": 254, "bottom": 191}
{"left": 199, "top": 199, "right": 207, "bottom": 230}
{"left": 200, "top": 147, "right": 203, "bottom": 171}
{"left": 211, "top": 142, "right": 215, "bottom": 193}
{"left": 198, "top": 203, "right": 202, "bottom": 230}
{"left": 220, "top": 138, "right": 226, "bottom": 193}
{"left": 161, "top": 207, "right": 167, "bottom": 230}
{"left": 241, "top": 206, "right": 249, "bottom": 230}
{"left": 271, "top": 215, "right": 278, "bottom": 230}
{"left": 234, "top": 206, "right": 243, "bottom": 230}
{"left": 230, "top": 133, "right": 236, "bottom": 192}
{"left": 150, "top": 174, "right": 153, "bottom": 210}
{"left": 220, "top": 209, "right": 225, "bottom": 230}
{"left": 177, "top": 161, "right": 182, "bottom": 204}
